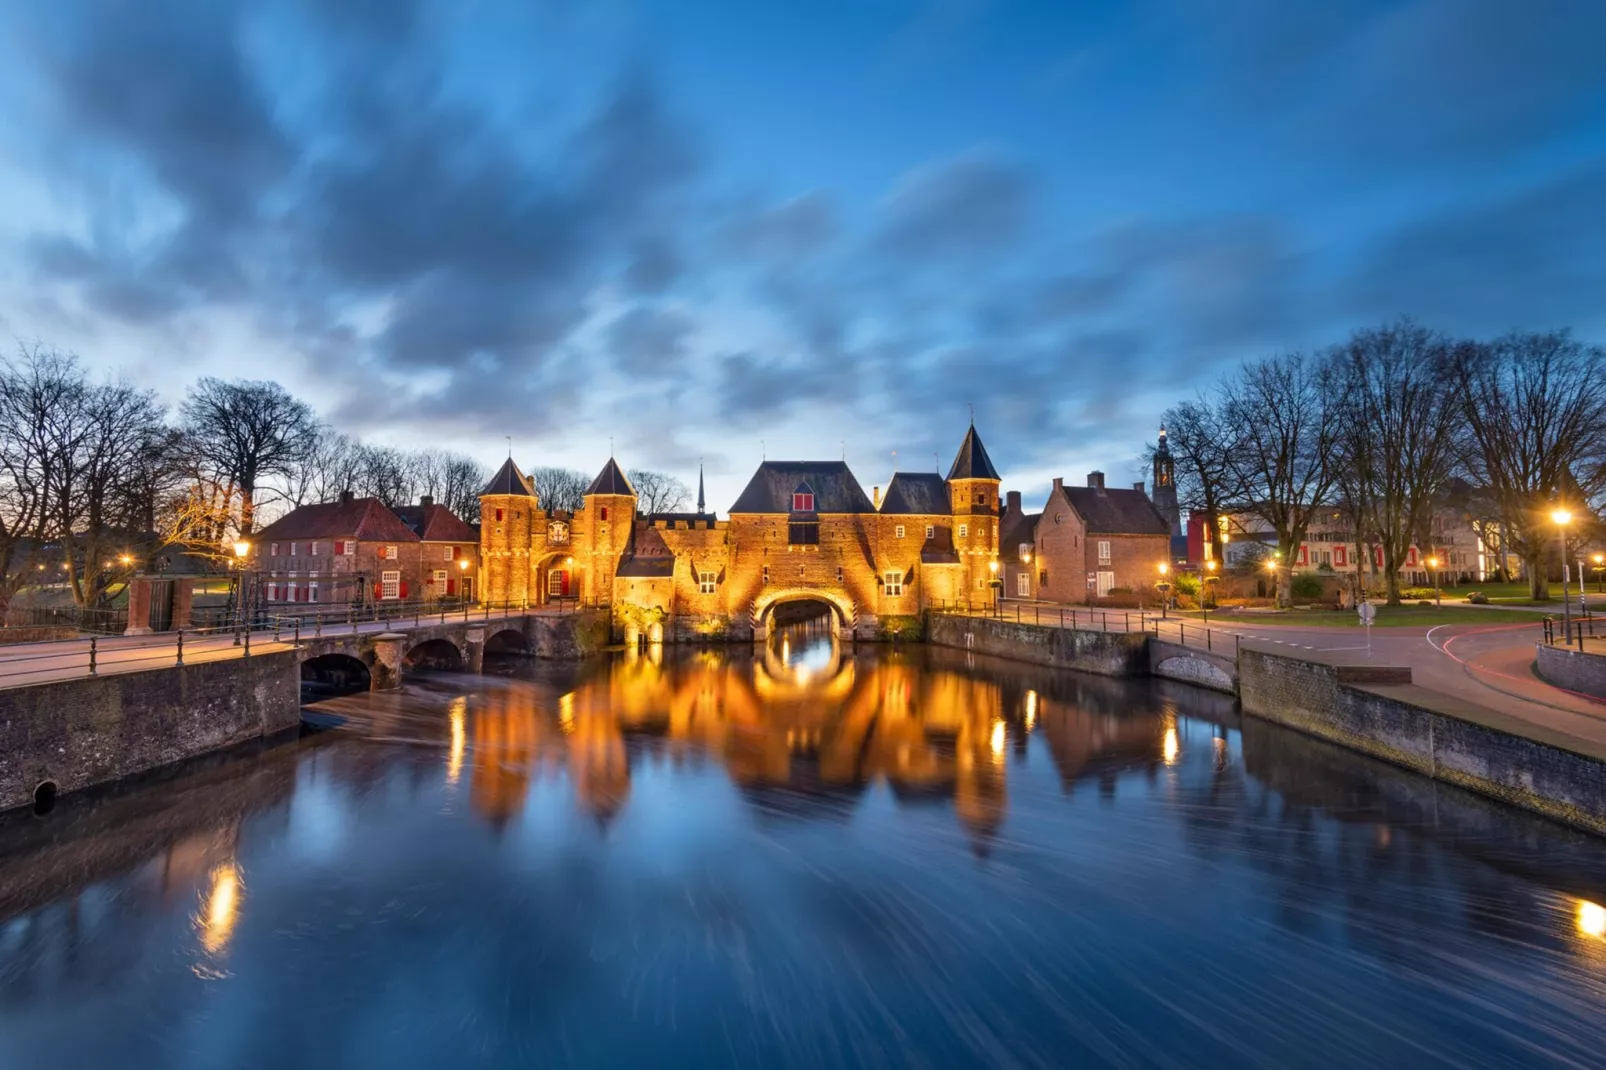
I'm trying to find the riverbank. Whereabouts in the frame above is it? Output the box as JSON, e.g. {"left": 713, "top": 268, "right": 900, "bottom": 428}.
{"left": 928, "top": 612, "right": 1606, "bottom": 837}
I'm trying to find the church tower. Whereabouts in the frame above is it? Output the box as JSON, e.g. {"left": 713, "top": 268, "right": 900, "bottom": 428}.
{"left": 579, "top": 457, "right": 636, "bottom": 604}
{"left": 946, "top": 423, "right": 1003, "bottom": 604}
{"left": 1152, "top": 427, "right": 1182, "bottom": 537}
{"left": 479, "top": 457, "right": 539, "bottom": 605}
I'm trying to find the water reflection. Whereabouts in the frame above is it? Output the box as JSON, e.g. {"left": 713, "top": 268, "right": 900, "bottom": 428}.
{"left": 6, "top": 626, "right": 1606, "bottom": 1066}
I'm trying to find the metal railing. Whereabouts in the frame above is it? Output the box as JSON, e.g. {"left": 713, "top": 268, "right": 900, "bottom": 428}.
{"left": 3, "top": 605, "right": 130, "bottom": 635}
{"left": 933, "top": 600, "right": 1237, "bottom": 657}
{"left": 1543, "top": 612, "right": 1600, "bottom": 652}
{"left": 0, "top": 599, "right": 567, "bottom": 688}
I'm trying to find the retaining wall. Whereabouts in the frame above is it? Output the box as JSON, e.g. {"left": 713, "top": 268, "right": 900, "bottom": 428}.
{"left": 0, "top": 651, "right": 302, "bottom": 813}
{"left": 1535, "top": 643, "right": 1606, "bottom": 701}
{"left": 1238, "top": 644, "right": 1606, "bottom": 836}
{"left": 927, "top": 614, "right": 1149, "bottom": 677}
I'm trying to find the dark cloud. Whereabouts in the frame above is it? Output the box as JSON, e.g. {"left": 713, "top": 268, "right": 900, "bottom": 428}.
{"left": 607, "top": 305, "right": 695, "bottom": 375}
{"left": 875, "top": 151, "right": 1032, "bottom": 261}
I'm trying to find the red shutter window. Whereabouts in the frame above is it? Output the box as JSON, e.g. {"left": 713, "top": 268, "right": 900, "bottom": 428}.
{"left": 792, "top": 492, "right": 814, "bottom": 511}
{"left": 449, "top": 545, "right": 459, "bottom": 559}
{"left": 495, "top": 508, "right": 504, "bottom": 522}
{"left": 1335, "top": 546, "right": 1347, "bottom": 567}
{"left": 446, "top": 578, "right": 456, "bottom": 595}
{"left": 1297, "top": 545, "right": 1308, "bottom": 566}
{"left": 600, "top": 507, "right": 609, "bottom": 521}
{"left": 399, "top": 581, "right": 409, "bottom": 599}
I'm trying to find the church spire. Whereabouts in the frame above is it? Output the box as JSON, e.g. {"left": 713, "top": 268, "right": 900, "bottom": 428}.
{"left": 697, "top": 460, "right": 706, "bottom": 514}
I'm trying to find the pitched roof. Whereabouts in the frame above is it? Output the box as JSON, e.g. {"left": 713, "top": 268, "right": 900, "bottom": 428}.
{"left": 255, "top": 497, "right": 421, "bottom": 543}
{"left": 729, "top": 461, "right": 876, "bottom": 514}
{"left": 946, "top": 425, "right": 1001, "bottom": 482}
{"left": 586, "top": 458, "right": 634, "bottom": 496}
{"left": 1001, "top": 512, "right": 1041, "bottom": 561}
{"left": 391, "top": 502, "right": 478, "bottom": 543}
{"left": 616, "top": 523, "right": 676, "bottom": 577}
{"left": 1062, "top": 486, "right": 1169, "bottom": 535}
{"left": 879, "top": 472, "right": 951, "bottom": 515}
{"left": 482, "top": 457, "right": 536, "bottom": 498}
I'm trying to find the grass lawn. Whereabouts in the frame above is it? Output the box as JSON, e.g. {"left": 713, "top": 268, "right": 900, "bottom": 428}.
{"left": 1437, "top": 581, "right": 1605, "bottom": 607}
{"left": 1185, "top": 604, "right": 1547, "bottom": 628}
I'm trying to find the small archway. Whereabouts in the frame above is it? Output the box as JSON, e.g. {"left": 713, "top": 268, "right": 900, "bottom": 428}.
{"left": 485, "top": 628, "right": 531, "bottom": 656}
{"left": 302, "top": 652, "right": 372, "bottom": 696}
{"left": 752, "top": 588, "right": 855, "bottom": 630}
{"left": 534, "top": 551, "right": 581, "bottom": 604}
{"left": 405, "top": 638, "right": 465, "bottom": 672}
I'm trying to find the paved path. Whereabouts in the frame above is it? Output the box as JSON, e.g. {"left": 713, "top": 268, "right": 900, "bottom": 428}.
{"left": 0, "top": 606, "right": 545, "bottom": 690}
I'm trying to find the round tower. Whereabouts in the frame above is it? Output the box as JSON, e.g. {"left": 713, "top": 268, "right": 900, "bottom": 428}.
{"left": 946, "top": 423, "right": 1003, "bottom": 607}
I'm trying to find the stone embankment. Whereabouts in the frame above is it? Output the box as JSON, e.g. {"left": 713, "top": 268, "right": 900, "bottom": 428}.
{"left": 928, "top": 612, "right": 1606, "bottom": 838}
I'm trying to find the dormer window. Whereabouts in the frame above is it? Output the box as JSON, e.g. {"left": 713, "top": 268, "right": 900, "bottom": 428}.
{"left": 791, "top": 484, "right": 815, "bottom": 512}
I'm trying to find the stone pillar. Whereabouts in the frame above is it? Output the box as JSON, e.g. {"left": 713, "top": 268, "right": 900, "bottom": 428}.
{"left": 124, "top": 578, "right": 154, "bottom": 635}
{"left": 465, "top": 626, "right": 485, "bottom": 674}
{"left": 371, "top": 632, "right": 407, "bottom": 691}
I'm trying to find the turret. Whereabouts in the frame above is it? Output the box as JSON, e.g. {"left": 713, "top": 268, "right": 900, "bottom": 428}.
{"left": 1152, "top": 427, "right": 1181, "bottom": 537}
{"left": 479, "top": 457, "right": 538, "bottom": 604}
{"left": 580, "top": 457, "right": 636, "bottom": 604}
{"left": 946, "top": 423, "right": 1003, "bottom": 602}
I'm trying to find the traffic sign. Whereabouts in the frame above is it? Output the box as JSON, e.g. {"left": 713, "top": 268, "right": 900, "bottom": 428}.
{"left": 1357, "top": 602, "right": 1376, "bottom": 625}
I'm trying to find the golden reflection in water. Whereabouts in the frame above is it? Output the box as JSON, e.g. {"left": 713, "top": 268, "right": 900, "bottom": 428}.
{"left": 198, "top": 862, "right": 242, "bottom": 955}
{"left": 559, "top": 692, "right": 575, "bottom": 732}
{"left": 1577, "top": 899, "right": 1606, "bottom": 939}
{"left": 1163, "top": 726, "right": 1180, "bottom": 765}
{"left": 447, "top": 697, "right": 467, "bottom": 786}
{"left": 990, "top": 720, "right": 1006, "bottom": 758}
{"left": 1024, "top": 689, "right": 1038, "bottom": 731}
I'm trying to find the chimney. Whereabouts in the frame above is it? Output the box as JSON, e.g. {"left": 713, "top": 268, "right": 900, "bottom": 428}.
{"left": 1052, "top": 476, "right": 1064, "bottom": 492}
{"left": 872, "top": 486, "right": 881, "bottom": 508}
{"left": 339, "top": 489, "right": 354, "bottom": 505}
{"left": 1088, "top": 471, "right": 1105, "bottom": 490}
{"left": 1006, "top": 490, "right": 1021, "bottom": 512}
{"left": 420, "top": 494, "right": 434, "bottom": 508}
{"left": 1133, "top": 481, "right": 1145, "bottom": 494}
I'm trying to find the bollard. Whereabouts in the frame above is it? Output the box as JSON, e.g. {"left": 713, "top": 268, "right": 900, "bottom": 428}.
{"left": 294, "top": 618, "right": 301, "bottom": 646}
{"left": 176, "top": 630, "right": 184, "bottom": 666}
{"left": 1207, "top": 628, "right": 1212, "bottom": 653}
{"left": 316, "top": 614, "right": 323, "bottom": 638}
{"left": 88, "top": 636, "right": 97, "bottom": 677}
{"left": 243, "top": 627, "right": 251, "bottom": 657}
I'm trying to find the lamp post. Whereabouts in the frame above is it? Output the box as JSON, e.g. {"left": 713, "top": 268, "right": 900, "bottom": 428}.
{"left": 1155, "top": 561, "right": 1171, "bottom": 620}
{"left": 1593, "top": 552, "right": 1604, "bottom": 594}
{"left": 457, "top": 556, "right": 469, "bottom": 603}
{"left": 232, "top": 540, "right": 251, "bottom": 645}
{"left": 1427, "top": 555, "right": 1441, "bottom": 608}
{"left": 1553, "top": 509, "right": 1572, "bottom": 642}
{"left": 1203, "top": 560, "right": 1219, "bottom": 624}
{"left": 988, "top": 558, "right": 1000, "bottom": 617}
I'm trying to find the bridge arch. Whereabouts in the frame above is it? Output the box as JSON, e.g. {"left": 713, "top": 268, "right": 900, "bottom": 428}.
{"left": 752, "top": 587, "right": 856, "bottom": 629}
{"left": 302, "top": 652, "right": 372, "bottom": 694}
{"left": 405, "top": 638, "right": 465, "bottom": 672}
{"left": 485, "top": 627, "right": 531, "bottom": 655}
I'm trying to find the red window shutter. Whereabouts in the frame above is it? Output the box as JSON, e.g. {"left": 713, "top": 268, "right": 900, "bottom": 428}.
{"left": 373, "top": 583, "right": 383, "bottom": 600}
{"left": 446, "top": 578, "right": 456, "bottom": 595}
{"left": 1297, "top": 545, "right": 1308, "bottom": 566}
{"left": 449, "top": 545, "right": 458, "bottom": 560}
{"left": 400, "top": 581, "right": 409, "bottom": 599}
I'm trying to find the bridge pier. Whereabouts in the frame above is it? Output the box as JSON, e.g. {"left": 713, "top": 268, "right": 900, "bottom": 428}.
{"left": 371, "top": 633, "right": 407, "bottom": 691}
{"left": 465, "top": 626, "right": 485, "bottom": 673}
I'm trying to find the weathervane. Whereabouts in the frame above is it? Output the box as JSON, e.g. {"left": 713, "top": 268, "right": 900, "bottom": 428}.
{"left": 505, "top": 435, "right": 512, "bottom": 459}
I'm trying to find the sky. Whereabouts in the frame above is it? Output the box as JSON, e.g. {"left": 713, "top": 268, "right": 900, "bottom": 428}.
{"left": 0, "top": 0, "right": 1603, "bottom": 511}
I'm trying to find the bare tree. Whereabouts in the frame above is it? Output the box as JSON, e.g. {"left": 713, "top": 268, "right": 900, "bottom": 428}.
{"left": 1222, "top": 352, "right": 1339, "bottom": 606}
{"left": 528, "top": 467, "right": 589, "bottom": 513}
{"left": 0, "top": 344, "right": 62, "bottom": 616}
{"left": 627, "top": 469, "right": 691, "bottom": 514}
{"left": 1453, "top": 330, "right": 1606, "bottom": 599}
{"left": 180, "top": 379, "right": 319, "bottom": 534}
{"left": 1147, "top": 398, "right": 1241, "bottom": 565}
{"left": 411, "top": 448, "right": 487, "bottom": 521}
{"left": 1329, "top": 321, "right": 1464, "bottom": 604}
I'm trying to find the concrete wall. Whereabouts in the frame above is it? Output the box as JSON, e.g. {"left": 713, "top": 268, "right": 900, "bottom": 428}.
{"left": 1238, "top": 644, "right": 1606, "bottom": 836}
{"left": 927, "top": 613, "right": 1149, "bottom": 677}
{"left": 0, "top": 651, "right": 301, "bottom": 813}
{"left": 1536, "top": 643, "right": 1606, "bottom": 700}
{"left": 1147, "top": 638, "right": 1237, "bottom": 693}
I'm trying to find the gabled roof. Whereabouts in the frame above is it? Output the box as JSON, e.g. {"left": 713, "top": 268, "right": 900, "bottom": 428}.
{"left": 946, "top": 425, "right": 1000, "bottom": 482}
{"left": 729, "top": 461, "right": 876, "bottom": 514}
{"left": 482, "top": 457, "right": 536, "bottom": 498}
{"left": 1001, "top": 512, "right": 1041, "bottom": 561}
{"left": 880, "top": 472, "right": 951, "bottom": 515}
{"left": 391, "top": 502, "right": 478, "bottom": 543}
{"left": 255, "top": 497, "right": 421, "bottom": 543}
{"left": 1061, "top": 486, "right": 1169, "bottom": 535}
{"left": 586, "top": 458, "right": 634, "bottom": 496}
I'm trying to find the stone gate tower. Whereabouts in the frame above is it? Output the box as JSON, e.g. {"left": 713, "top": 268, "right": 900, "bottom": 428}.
{"left": 946, "top": 423, "right": 1003, "bottom": 601}
{"left": 1152, "top": 427, "right": 1182, "bottom": 537}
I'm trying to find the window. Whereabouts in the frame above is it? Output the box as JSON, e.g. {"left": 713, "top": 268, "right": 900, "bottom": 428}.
{"left": 381, "top": 571, "right": 400, "bottom": 600}
{"left": 270, "top": 542, "right": 279, "bottom": 557}
{"left": 836, "top": 566, "right": 843, "bottom": 583}
{"left": 884, "top": 571, "right": 903, "bottom": 597}
{"left": 433, "top": 569, "right": 448, "bottom": 591}
{"left": 600, "top": 506, "right": 609, "bottom": 521}
{"left": 495, "top": 508, "right": 504, "bottom": 522}
{"left": 1017, "top": 574, "right": 1030, "bottom": 597}
{"left": 343, "top": 540, "right": 355, "bottom": 556}
{"left": 792, "top": 491, "right": 815, "bottom": 512}
{"left": 699, "top": 571, "right": 717, "bottom": 595}
{"left": 289, "top": 542, "right": 298, "bottom": 557}
{"left": 1097, "top": 570, "right": 1115, "bottom": 597}
{"left": 287, "top": 582, "right": 298, "bottom": 603}
{"left": 895, "top": 525, "right": 905, "bottom": 539}
{"left": 1097, "top": 540, "right": 1111, "bottom": 563}
{"left": 1039, "top": 569, "right": 1048, "bottom": 586}
{"left": 310, "top": 541, "right": 320, "bottom": 556}
{"left": 1019, "top": 542, "right": 1031, "bottom": 561}
{"left": 959, "top": 524, "right": 969, "bottom": 538}
{"left": 925, "top": 525, "right": 934, "bottom": 539}
{"left": 384, "top": 545, "right": 398, "bottom": 560}
{"left": 788, "top": 521, "right": 819, "bottom": 545}
{"left": 762, "top": 565, "right": 770, "bottom": 585}
{"left": 309, "top": 582, "right": 319, "bottom": 603}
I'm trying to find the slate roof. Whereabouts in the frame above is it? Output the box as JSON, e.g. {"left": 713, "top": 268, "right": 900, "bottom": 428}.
{"left": 391, "top": 502, "right": 478, "bottom": 543}
{"left": 946, "top": 425, "right": 1001, "bottom": 482}
{"left": 255, "top": 497, "right": 420, "bottom": 543}
{"left": 879, "top": 472, "right": 951, "bottom": 515}
{"left": 1062, "top": 486, "right": 1170, "bottom": 535}
{"left": 729, "top": 461, "right": 876, "bottom": 514}
{"left": 1001, "top": 512, "right": 1041, "bottom": 562}
{"left": 482, "top": 457, "right": 536, "bottom": 498}
{"left": 616, "top": 558, "right": 676, "bottom": 578}
{"left": 586, "top": 458, "right": 635, "bottom": 496}
{"left": 617, "top": 524, "right": 676, "bottom": 577}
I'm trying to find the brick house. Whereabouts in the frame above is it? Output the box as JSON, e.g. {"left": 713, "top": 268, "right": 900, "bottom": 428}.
{"left": 392, "top": 495, "right": 481, "bottom": 602}
{"left": 253, "top": 492, "right": 441, "bottom": 606}
{"left": 999, "top": 491, "right": 1042, "bottom": 600}
{"left": 479, "top": 425, "right": 1004, "bottom": 639}
{"left": 1032, "top": 472, "right": 1171, "bottom": 603}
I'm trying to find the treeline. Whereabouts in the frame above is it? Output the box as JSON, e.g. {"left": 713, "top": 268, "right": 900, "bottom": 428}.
{"left": 1157, "top": 321, "right": 1606, "bottom": 605}
{"left": 0, "top": 344, "right": 487, "bottom": 611}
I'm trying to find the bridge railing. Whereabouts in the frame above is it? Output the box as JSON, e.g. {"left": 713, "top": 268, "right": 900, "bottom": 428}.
{"left": 931, "top": 601, "right": 1235, "bottom": 656}
{"left": 0, "top": 599, "right": 573, "bottom": 688}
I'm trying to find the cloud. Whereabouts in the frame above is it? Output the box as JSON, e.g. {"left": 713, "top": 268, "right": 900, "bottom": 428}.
{"left": 875, "top": 150, "right": 1032, "bottom": 261}
{"left": 607, "top": 305, "right": 696, "bottom": 375}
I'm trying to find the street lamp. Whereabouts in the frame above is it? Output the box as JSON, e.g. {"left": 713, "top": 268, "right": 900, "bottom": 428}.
{"left": 1426, "top": 556, "right": 1441, "bottom": 607}
{"left": 1203, "top": 559, "right": 1219, "bottom": 624}
{"left": 457, "top": 557, "right": 469, "bottom": 602}
{"left": 1594, "top": 552, "right": 1604, "bottom": 594}
{"left": 988, "top": 558, "right": 1001, "bottom": 617}
{"left": 1155, "top": 561, "right": 1171, "bottom": 620}
{"left": 1553, "top": 509, "right": 1572, "bottom": 642}
{"left": 232, "top": 540, "right": 251, "bottom": 645}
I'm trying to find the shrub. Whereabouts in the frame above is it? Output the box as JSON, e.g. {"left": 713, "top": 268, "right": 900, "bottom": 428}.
{"left": 1400, "top": 587, "right": 1437, "bottom": 600}
{"left": 1172, "top": 573, "right": 1200, "bottom": 597}
{"left": 1467, "top": 592, "right": 1489, "bottom": 605}
{"left": 1418, "top": 599, "right": 1435, "bottom": 607}
{"left": 1291, "top": 573, "right": 1325, "bottom": 600}
{"left": 1107, "top": 586, "right": 1135, "bottom": 596}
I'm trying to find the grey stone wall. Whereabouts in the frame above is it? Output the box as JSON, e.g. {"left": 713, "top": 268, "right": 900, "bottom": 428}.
{"left": 1536, "top": 643, "right": 1606, "bottom": 700}
{"left": 0, "top": 651, "right": 301, "bottom": 813}
{"left": 1147, "top": 638, "right": 1237, "bottom": 693}
{"left": 1239, "top": 644, "right": 1606, "bottom": 836}
{"left": 927, "top": 613, "right": 1149, "bottom": 677}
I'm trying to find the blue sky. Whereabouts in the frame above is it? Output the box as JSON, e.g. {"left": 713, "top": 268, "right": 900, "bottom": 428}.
{"left": 1, "top": 0, "right": 1602, "bottom": 509}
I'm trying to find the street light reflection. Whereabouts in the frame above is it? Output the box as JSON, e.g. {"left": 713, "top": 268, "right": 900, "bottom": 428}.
{"left": 990, "top": 720, "right": 1005, "bottom": 758}
{"left": 447, "top": 697, "right": 467, "bottom": 785}
{"left": 199, "top": 862, "right": 242, "bottom": 955}
{"left": 1577, "top": 899, "right": 1606, "bottom": 939}
{"left": 1163, "top": 726, "right": 1179, "bottom": 765}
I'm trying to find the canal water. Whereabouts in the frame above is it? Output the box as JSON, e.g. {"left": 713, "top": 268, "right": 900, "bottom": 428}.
{"left": 3, "top": 623, "right": 1606, "bottom": 1068}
